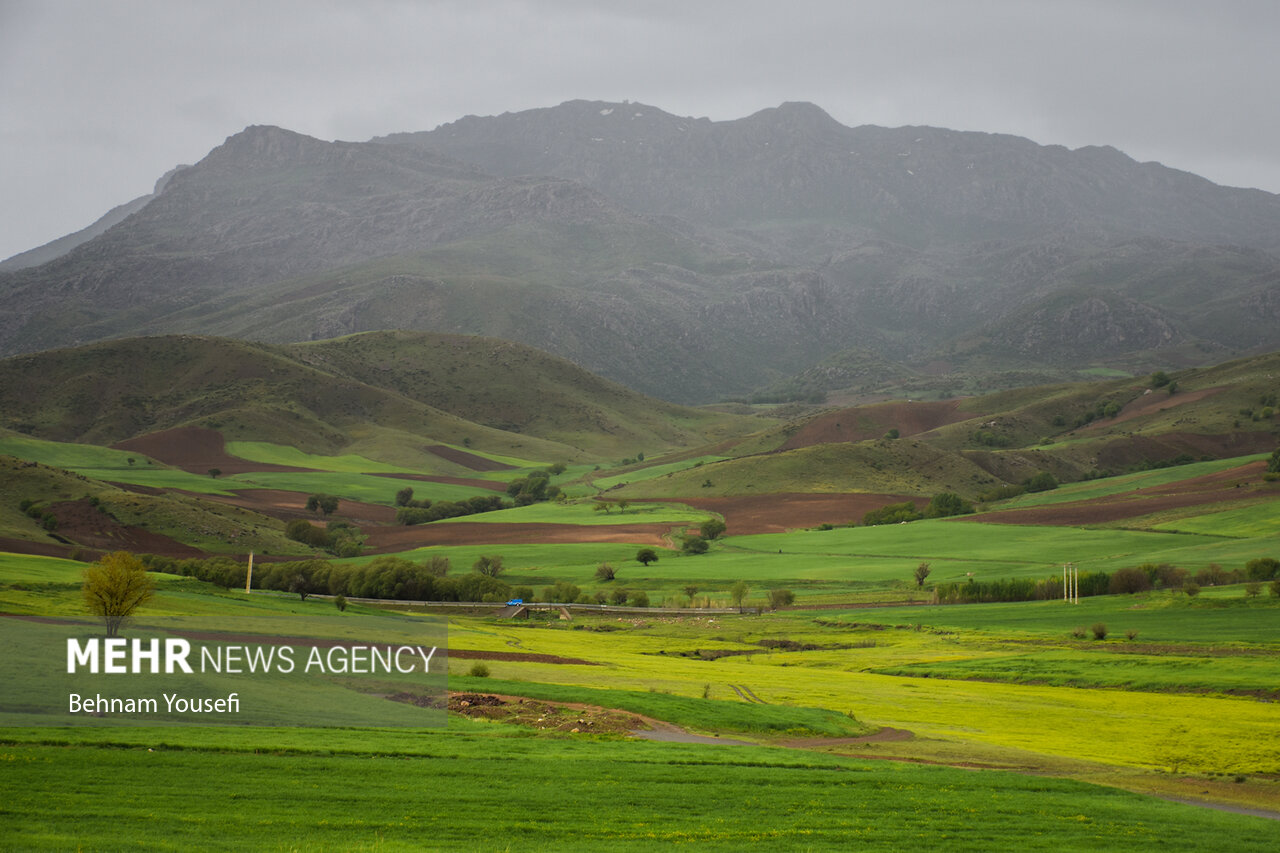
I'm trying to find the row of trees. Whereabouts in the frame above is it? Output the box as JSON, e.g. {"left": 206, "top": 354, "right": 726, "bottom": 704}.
{"left": 862, "top": 493, "right": 975, "bottom": 526}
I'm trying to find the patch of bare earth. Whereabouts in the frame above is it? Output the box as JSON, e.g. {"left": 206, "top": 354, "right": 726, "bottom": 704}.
{"left": 112, "top": 427, "right": 317, "bottom": 476}
{"left": 370, "top": 472, "right": 508, "bottom": 492}
{"left": 665, "top": 493, "right": 926, "bottom": 535}
{"left": 387, "top": 692, "right": 647, "bottom": 735}
{"left": 425, "top": 445, "right": 514, "bottom": 472}
{"left": 780, "top": 400, "right": 968, "bottom": 449}
{"left": 977, "top": 460, "right": 1271, "bottom": 526}
{"left": 196, "top": 490, "right": 398, "bottom": 526}
{"left": 43, "top": 498, "right": 203, "bottom": 558}
{"left": 362, "top": 521, "right": 672, "bottom": 551}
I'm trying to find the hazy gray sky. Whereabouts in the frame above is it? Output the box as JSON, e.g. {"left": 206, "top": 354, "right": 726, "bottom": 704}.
{"left": 3, "top": 0, "right": 1278, "bottom": 261}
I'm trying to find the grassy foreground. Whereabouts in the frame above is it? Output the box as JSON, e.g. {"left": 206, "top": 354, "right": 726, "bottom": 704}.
{"left": 2, "top": 729, "right": 1275, "bottom": 851}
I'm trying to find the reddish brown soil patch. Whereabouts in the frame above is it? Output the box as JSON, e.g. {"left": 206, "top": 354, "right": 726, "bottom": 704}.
{"left": 362, "top": 521, "right": 672, "bottom": 552}
{"left": 112, "top": 427, "right": 316, "bottom": 475}
{"left": 196, "top": 490, "right": 398, "bottom": 525}
{"left": 1093, "top": 432, "right": 1275, "bottom": 471}
{"left": 664, "top": 493, "right": 926, "bottom": 535}
{"left": 0, "top": 535, "right": 90, "bottom": 561}
{"left": 425, "top": 445, "right": 514, "bottom": 472}
{"left": 371, "top": 472, "right": 508, "bottom": 492}
{"left": 1083, "top": 387, "right": 1223, "bottom": 430}
{"left": 44, "top": 498, "right": 203, "bottom": 558}
{"left": 434, "top": 693, "right": 645, "bottom": 734}
{"left": 977, "top": 461, "right": 1270, "bottom": 526}
{"left": 781, "top": 400, "right": 968, "bottom": 450}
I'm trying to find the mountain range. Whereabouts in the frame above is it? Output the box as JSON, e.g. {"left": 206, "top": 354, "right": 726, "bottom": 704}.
{"left": 3, "top": 100, "right": 1279, "bottom": 403}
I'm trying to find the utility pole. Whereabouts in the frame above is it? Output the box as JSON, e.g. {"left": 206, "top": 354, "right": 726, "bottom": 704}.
{"left": 1063, "top": 562, "right": 1078, "bottom": 604}
{"left": 245, "top": 551, "right": 254, "bottom": 594}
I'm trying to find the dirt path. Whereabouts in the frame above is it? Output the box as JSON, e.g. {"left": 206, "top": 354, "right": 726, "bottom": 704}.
{"left": 112, "top": 427, "right": 318, "bottom": 476}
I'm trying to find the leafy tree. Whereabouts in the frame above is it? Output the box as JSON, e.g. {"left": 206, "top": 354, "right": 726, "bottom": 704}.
{"left": 472, "top": 555, "right": 505, "bottom": 578}
{"left": 700, "top": 518, "right": 727, "bottom": 540}
{"left": 862, "top": 501, "right": 922, "bottom": 526}
{"left": 913, "top": 562, "right": 931, "bottom": 587}
{"left": 729, "top": 580, "right": 749, "bottom": 610}
{"left": 208, "top": 468, "right": 221, "bottom": 479}
{"left": 1268, "top": 448, "right": 1280, "bottom": 475}
{"left": 609, "top": 588, "right": 630, "bottom": 606}
{"left": 617, "top": 499, "right": 631, "bottom": 514}
{"left": 334, "top": 594, "right": 347, "bottom": 612}
{"left": 306, "top": 494, "right": 339, "bottom": 516}
{"left": 883, "top": 428, "right": 900, "bottom": 440}
{"left": 1245, "top": 557, "right": 1279, "bottom": 580}
{"left": 682, "top": 584, "right": 699, "bottom": 600}
{"left": 628, "top": 590, "right": 650, "bottom": 608}
{"left": 681, "top": 535, "right": 709, "bottom": 555}
{"left": 548, "top": 462, "right": 567, "bottom": 475}
{"left": 768, "top": 588, "right": 796, "bottom": 609}
{"left": 636, "top": 547, "right": 659, "bottom": 566}
{"left": 82, "top": 551, "right": 155, "bottom": 637}
{"left": 1109, "top": 566, "right": 1152, "bottom": 594}
{"left": 924, "top": 492, "right": 974, "bottom": 519}
{"left": 1184, "top": 583, "right": 1201, "bottom": 598}
{"left": 1024, "top": 472, "right": 1059, "bottom": 493}
{"left": 594, "top": 563, "right": 616, "bottom": 581}
{"left": 394, "top": 486, "right": 415, "bottom": 507}
{"left": 1151, "top": 370, "right": 1170, "bottom": 388}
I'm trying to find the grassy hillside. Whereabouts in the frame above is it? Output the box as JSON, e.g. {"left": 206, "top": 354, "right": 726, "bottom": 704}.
{"left": 0, "top": 333, "right": 757, "bottom": 464}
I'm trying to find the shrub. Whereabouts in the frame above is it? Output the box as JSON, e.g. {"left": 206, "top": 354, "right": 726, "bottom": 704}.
{"left": 472, "top": 555, "right": 504, "bottom": 578}
{"left": 681, "top": 535, "right": 709, "bottom": 555}
{"left": 1271, "top": 579, "right": 1280, "bottom": 598}
{"left": 768, "top": 589, "right": 796, "bottom": 609}
{"left": 862, "top": 501, "right": 922, "bottom": 526}
{"left": 1109, "top": 566, "right": 1153, "bottom": 595}
{"left": 609, "top": 588, "right": 630, "bottom": 606}
{"left": 699, "top": 518, "right": 727, "bottom": 540}
{"left": 594, "top": 563, "right": 616, "bottom": 581}
{"left": 1071, "top": 626, "right": 1087, "bottom": 639}
{"left": 468, "top": 662, "right": 490, "bottom": 678}
{"left": 628, "top": 591, "right": 650, "bottom": 608}
{"left": 1024, "top": 472, "right": 1059, "bottom": 493}
{"left": 1245, "top": 582, "right": 1262, "bottom": 597}
{"left": 1125, "top": 629, "right": 1139, "bottom": 641}
{"left": 334, "top": 594, "right": 347, "bottom": 612}
{"left": 1245, "top": 557, "right": 1279, "bottom": 580}
{"left": 1184, "top": 583, "right": 1201, "bottom": 598}
{"left": 924, "top": 492, "right": 973, "bottom": 519}
{"left": 1090, "top": 623, "right": 1108, "bottom": 641}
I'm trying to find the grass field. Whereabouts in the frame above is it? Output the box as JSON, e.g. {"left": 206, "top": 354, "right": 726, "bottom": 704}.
{"left": 5, "top": 732, "right": 1273, "bottom": 851}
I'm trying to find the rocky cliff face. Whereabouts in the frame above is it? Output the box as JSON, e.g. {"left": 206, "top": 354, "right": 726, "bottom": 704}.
{"left": 3, "top": 102, "right": 1280, "bottom": 401}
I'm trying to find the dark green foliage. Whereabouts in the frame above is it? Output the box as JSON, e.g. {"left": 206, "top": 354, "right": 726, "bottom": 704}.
{"left": 394, "top": 486, "right": 414, "bottom": 507}
{"left": 971, "top": 429, "right": 1009, "bottom": 447}
{"left": 768, "top": 588, "right": 795, "bottom": 608}
{"left": 1023, "top": 471, "right": 1059, "bottom": 493}
{"left": 884, "top": 428, "right": 900, "bottom": 439}
{"left": 924, "top": 492, "right": 973, "bottom": 519}
{"left": 396, "top": 495, "right": 504, "bottom": 525}
{"left": 977, "top": 484, "right": 1026, "bottom": 502}
{"left": 699, "top": 518, "right": 727, "bottom": 540}
{"left": 1268, "top": 448, "right": 1280, "bottom": 474}
{"left": 913, "top": 562, "right": 931, "bottom": 587}
{"left": 681, "top": 535, "right": 709, "bottom": 555}
{"left": 1091, "top": 623, "right": 1108, "bottom": 641}
{"left": 1151, "top": 370, "right": 1171, "bottom": 388}
{"left": 306, "top": 493, "right": 339, "bottom": 516}
{"left": 862, "top": 501, "right": 922, "bottom": 526}
{"left": 628, "top": 590, "right": 650, "bottom": 608}
{"left": 334, "top": 594, "right": 347, "bottom": 612}
{"left": 635, "top": 547, "right": 658, "bottom": 566}
{"left": 542, "top": 581, "right": 581, "bottom": 603}
{"left": 472, "top": 555, "right": 504, "bottom": 578}
{"left": 1245, "top": 557, "right": 1279, "bottom": 580}
{"left": 935, "top": 572, "right": 1111, "bottom": 604}
{"left": 1109, "top": 566, "right": 1153, "bottom": 594}
{"left": 507, "top": 471, "right": 559, "bottom": 506}
{"left": 609, "top": 588, "right": 630, "bottom": 606}
{"left": 594, "top": 563, "right": 616, "bottom": 581}
{"left": 468, "top": 662, "right": 490, "bottom": 677}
